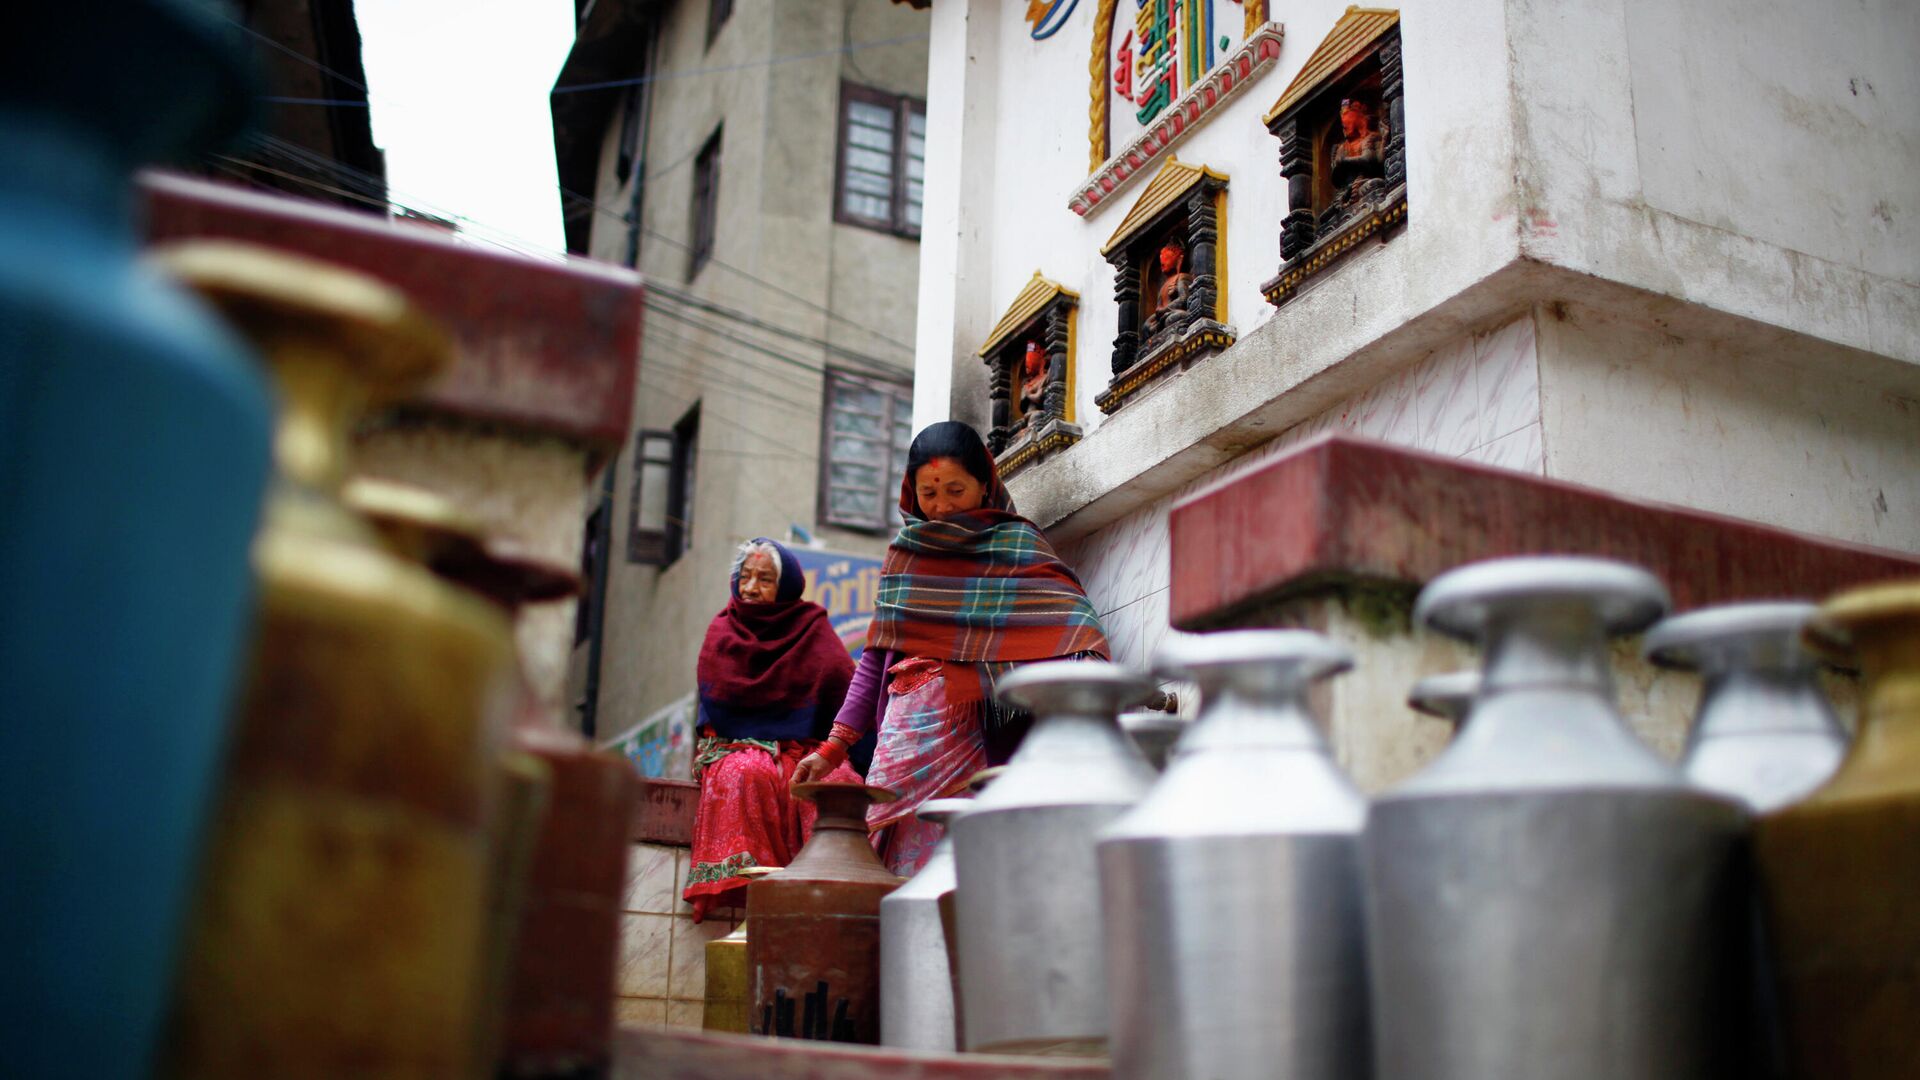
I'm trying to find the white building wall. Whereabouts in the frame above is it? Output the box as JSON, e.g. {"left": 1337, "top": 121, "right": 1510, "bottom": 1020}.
{"left": 914, "top": 0, "right": 1920, "bottom": 648}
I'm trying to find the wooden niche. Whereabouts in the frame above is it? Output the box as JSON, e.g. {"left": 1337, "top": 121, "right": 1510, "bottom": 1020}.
{"left": 1097, "top": 157, "right": 1234, "bottom": 415}
{"left": 978, "top": 273, "right": 1081, "bottom": 476}
{"left": 1260, "top": 7, "right": 1406, "bottom": 307}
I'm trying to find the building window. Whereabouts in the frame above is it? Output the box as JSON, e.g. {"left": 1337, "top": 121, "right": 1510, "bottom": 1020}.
{"left": 628, "top": 403, "right": 700, "bottom": 565}
{"left": 689, "top": 127, "right": 722, "bottom": 279}
{"left": 833, "top": 83, "right": 925, "bottom": 239}
{"left": 615, "top": 84, "right": 643, "bottom": 184}
{"left": 819, "top": 369, "right": 913, "bottom": 532}
{"left": 707, "top": 0, "right": 733, "bottom": 48}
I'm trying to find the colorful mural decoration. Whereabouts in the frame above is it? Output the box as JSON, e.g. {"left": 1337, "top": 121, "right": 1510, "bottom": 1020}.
{"left": 1025, "top": 0, "right": 1082, "bottom": 39}
{"left": 1091, "top": 0, "right": 1267, "bottom": 172}
{"left": 1125, "top": 0, "right": 1223, "bottom": 125}
{"left": 1079, "top": 1, "right": 1280, "bottom": 215}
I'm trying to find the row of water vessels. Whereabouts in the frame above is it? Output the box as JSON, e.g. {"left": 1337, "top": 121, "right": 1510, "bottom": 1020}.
{"left": 860, "top": 555, "right": 1917, "bottom": 1079}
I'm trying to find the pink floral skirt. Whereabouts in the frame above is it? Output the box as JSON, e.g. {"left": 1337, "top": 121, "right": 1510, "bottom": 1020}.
{"left": 865, "top": 657, "right": 987, "bottom": 877}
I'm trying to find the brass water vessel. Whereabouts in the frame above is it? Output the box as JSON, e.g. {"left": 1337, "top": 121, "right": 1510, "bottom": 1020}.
{"left": 1757, "top": 580, "right": 1920, "bottom": 1079}
{"left": 160, "top": 243, "right": 516, "bottom": 1078}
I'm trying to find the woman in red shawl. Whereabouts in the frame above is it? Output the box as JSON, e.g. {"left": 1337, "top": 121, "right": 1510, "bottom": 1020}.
{"left": 683, "top": 537, "right": 861, "bottom": 921}
{"left": 792, "top": 422, "right": 1109, "bottom": 875}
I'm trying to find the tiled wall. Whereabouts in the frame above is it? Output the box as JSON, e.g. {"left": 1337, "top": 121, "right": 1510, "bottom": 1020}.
{"left": 1062, "top": 311, "right": 1545, "bottom": 670}
{"left": 616, "top": 841, "right": 735, "bottom": 1032}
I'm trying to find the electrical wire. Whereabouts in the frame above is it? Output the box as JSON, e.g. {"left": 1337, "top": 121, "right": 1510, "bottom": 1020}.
{"left": 550, "top": 33, "right": 926, "bottom": 94}
{"left": 647, "top": 281, "right": 908, "bottom": 374}
{"left": 228, "top": 19, "right": 923, "bottom": 358}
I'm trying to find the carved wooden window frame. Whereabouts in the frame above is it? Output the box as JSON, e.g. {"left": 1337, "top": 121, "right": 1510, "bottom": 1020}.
{"left": 1096, "top": 160, "right": 1234, "bottom": 415}
{"left": 1259, "top": 15, "right": 1406, "bottom": 307}
{"left": 977, "top": 275, "right": 1082, "bottom": 478}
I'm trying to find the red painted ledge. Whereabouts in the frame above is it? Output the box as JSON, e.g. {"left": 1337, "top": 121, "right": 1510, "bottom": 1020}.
{"left": 1169, "top": 434, "right": 1920, "bottom": 629}
{"left": 138, "top": 171, "right": 641, "bottom": 457}
{"left": 614, "top": 1026, "right": 1108, "bottom": 1079}
{"left": 632, "top": 777, "right": 699, "bottom": 847}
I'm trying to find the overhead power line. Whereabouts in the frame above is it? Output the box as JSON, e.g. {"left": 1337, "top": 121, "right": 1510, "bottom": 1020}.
{"left": 225, "top": 20, "right": 924, "bottom": 359}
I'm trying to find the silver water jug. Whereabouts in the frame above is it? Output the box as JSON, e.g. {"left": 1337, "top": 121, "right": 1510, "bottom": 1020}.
{"left": 878, "top": 797, "right": 973, "bottom": 1051}
{"left": 1407, "top": 670, "right": 1478, "bottom": 730}
{"left": 1100, "top": 631, "right": 1370, "bottom": 1080}
{"left": 950, "top": 661, "right": 1157, "bottom": 1055}
{"left": 1645, "top": 601, "right": 1848, "bottom": 812}
{"left": 1118, "top": 709, "right": 1188, "bottom": 770}
{"left": 1364, "top": 557, "right": 1747, "bottom": 1080}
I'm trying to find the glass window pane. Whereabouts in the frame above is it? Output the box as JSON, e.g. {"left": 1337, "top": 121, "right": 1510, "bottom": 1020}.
{"left": 831, "top": 433, "right": 884, "bottom": 462}
{"left": 849, "top": 101, "right": 895, "bottom": 136}
{"left": 907, "top": 108, "right": 925, "bottom": 138}
{"left": 831, "top": 461, "right": 883, "bottom": 489}
{"left": 638, "top": 460, "right": 669, "bottom": 529}
{"left": 832, "top": 404, "right": 885, "bottom": 436}
{"left": 848, "top": 123, "right": 894, "bottom": 154}
{"left": 843, "top": 192, "right": 890, "bottom": 221}
{"left": 847, "top": 146, "right": 894, "bottom": 178}
{"left": 829, "top": 487, "right": 878, "bottom": 522}
{"left": 837, "top": 384, "right": 888, "bottom": 414}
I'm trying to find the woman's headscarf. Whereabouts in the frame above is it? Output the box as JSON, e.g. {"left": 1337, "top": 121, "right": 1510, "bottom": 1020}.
{"left": 866, "top": 426, "right": 1109, "bottom": 724}
{"left": 696, "top": 537, "right": 853, "bottom": 741}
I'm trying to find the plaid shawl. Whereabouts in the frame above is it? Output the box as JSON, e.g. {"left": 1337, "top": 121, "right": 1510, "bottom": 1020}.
{"left": 868, "top": 456, "right": 1108, "bottom": 720}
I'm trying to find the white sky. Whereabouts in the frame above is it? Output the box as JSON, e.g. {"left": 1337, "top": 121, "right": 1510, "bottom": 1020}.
{"left": 355, "top": 0, "right": 577, "bottom": 257}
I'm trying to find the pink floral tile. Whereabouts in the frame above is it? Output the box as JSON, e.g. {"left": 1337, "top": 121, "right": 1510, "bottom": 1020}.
{"left": 1475, "top": 314, "right": 1540, "bottom": 447}
{"left": 1413, "top": 336, "right": 1482, "bottom": 458}
{"left": 1468, "top": 423, "right": 1545, "bottom": 474}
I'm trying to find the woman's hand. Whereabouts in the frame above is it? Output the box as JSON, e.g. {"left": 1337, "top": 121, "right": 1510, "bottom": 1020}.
{"left": 790, "top": 751, "right": 834, "bottom": 788}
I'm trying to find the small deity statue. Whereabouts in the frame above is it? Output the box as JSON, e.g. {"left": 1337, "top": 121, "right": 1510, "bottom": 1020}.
{"left": 1017, "top": 340, "right": 1048, "bottom": 422}
{"left": 1139, "top": 239, "right": 1193, "bottom": 348}
{"left": 1324, "top": 96, "right": 1386, "bottom": 228}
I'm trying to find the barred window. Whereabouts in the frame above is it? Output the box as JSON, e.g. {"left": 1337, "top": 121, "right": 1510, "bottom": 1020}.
{"left": 819, "top": 369, "right": 913, "bottom": 531}
{"left": 833, "top": 83, "right": 925, "bottom": 238}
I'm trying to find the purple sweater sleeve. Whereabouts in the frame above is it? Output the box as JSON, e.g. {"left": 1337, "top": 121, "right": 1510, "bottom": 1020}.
{"left": 830, "top": 647, "right": 889, "bottom": 737}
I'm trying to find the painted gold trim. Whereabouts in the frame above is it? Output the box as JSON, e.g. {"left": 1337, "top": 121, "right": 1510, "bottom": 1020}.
{"left": 1260, "top": 194, "right": 1408, "bottom": 305}
{"left": 1214, "top": 187, "right": 1228, "bottom": 323}
{"left": 1095, "top": 326, "right": 1235, "bottom": 413}
{"left": 1262, "top": 7, "right": 1400, "bottom": 128}
{"left": 1064, "top": 308, "right": 1077, "bottom": 424}
{"left": 1101, "top": 156, "right": 1231, "bottom": 257}
{"left": 1245, "top": 0, "right": 1267, "bottom": 37}
{"left": 1089, "top": 0, "right": 1119, "bottom": 172}
{"left": 998, "top": 427, "right": 1082, "bottom": 477}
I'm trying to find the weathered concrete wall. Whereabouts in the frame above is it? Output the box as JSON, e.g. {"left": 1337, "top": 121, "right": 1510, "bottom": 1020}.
{"left": 1537, "top": 300, "right": 1920, "bottom": 552}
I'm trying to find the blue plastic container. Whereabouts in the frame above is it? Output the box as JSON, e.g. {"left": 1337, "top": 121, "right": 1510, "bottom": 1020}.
{"left": 0, "top": 3, "right": 272, "bottom": 1075}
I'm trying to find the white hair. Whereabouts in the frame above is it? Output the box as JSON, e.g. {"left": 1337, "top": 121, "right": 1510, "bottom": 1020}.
{"left": 731, "top": 538, "right": 783, "bottom": 585}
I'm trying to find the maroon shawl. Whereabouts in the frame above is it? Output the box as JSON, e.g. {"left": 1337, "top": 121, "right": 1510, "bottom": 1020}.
{"left": 695, "top": 597, "right": 854, "bottom": 742}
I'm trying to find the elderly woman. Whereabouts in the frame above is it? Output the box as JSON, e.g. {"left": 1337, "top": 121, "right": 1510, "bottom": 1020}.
{"left": 793, "top": 422, "right": 1109, "bottom": 875}
{"left": 683, "top": 536, "right": 860, "bottom": 921}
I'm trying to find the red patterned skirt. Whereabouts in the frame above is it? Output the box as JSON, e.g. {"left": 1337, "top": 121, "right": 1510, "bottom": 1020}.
{"left": 682, "top": 731, "right": 860, "bottom": 923}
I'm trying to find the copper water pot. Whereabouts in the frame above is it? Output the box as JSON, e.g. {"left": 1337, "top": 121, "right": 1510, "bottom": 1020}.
{"left": 1757, "top": 580, "right": 1920, "bottom": 1079}
{"left": 745, "top": 782, "right": 903, "bottom": 1043}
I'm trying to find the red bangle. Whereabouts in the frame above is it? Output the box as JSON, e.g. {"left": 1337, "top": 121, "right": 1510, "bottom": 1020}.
{"left": 829, "top": 722, "right": 862, "bottom": 746}
{"left": 815, "top": 739, "right": 849, "bottom": 770}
